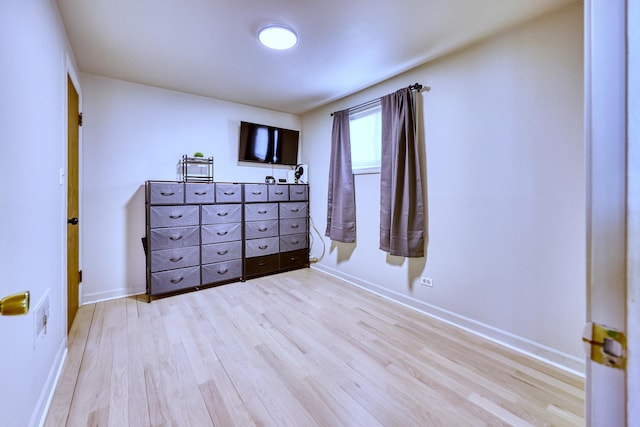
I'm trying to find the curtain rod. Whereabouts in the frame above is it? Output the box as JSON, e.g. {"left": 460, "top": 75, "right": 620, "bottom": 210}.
{"left": 330, "top": 83, "right": 429, "bottom": 116}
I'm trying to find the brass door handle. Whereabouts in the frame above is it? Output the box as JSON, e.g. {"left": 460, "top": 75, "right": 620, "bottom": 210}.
{"left": 0, "top": 291, "right": 30, "bottom": 316}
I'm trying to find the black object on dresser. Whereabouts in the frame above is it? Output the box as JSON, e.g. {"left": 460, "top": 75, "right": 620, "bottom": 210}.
{"left": 145, "top": 181, "right": 309, "bottom": 300}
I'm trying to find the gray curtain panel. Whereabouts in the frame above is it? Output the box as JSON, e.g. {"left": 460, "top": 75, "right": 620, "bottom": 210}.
{"left": 380, "top": 88, "right": 425, "bottom": 257}
{"left": 325, "top": 109, "right": 356, "bottom": 243}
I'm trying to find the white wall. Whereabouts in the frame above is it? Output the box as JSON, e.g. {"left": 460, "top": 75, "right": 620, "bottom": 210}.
{"left": 303, "top": 3, "right": 585, "bottom": 372}
{"left": 80, "top": 74, "right": 301, "bottom": 302}
{"left": 0, "top": 1, "right": 78, "bottom": 426}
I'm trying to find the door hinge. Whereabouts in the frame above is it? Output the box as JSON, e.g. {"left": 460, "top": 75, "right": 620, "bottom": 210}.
{"left": 78, "top": 270, "right": 82, "bottom": 283}
{"left": 582, "top": 322, "right": 626, "bottom": 369}
{"left": 78, "top": 113, "right": 83, "bottom": 127}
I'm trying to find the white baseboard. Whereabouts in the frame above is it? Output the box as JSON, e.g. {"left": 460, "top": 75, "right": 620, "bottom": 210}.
{"left": 82, "top": 287, "right": 142, "bottom": 305}
{"left": 32, "top": 340, "right": 67, "bottom": 427}
{"left": 311, "top": 264, "right": 585, "bottom": 376}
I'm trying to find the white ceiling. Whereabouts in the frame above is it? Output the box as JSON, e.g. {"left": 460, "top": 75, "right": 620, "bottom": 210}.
{"left": 56, "top": 0, "right": 575, "bottom": 114}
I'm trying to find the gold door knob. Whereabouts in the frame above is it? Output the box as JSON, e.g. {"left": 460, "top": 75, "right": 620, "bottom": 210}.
{"left": 0, "top": 291, "right": 30, "bottom": 316}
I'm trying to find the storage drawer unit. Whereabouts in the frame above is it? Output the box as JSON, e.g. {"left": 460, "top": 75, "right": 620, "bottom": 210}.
{"left": 243, "top": 184, "right": 310, "bottom": 279}
{"left": 146, "top": 181, "right": 309, "bottom": 298}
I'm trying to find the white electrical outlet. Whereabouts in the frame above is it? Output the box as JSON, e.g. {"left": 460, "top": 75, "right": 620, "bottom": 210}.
{"left": 33, "top": 292, "right": 50, "bottom": 349}
{"left": 420, "top": 277, "right": 433, "bottom": 287}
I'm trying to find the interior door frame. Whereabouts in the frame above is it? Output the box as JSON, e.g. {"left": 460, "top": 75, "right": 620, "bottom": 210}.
{"left": 65, "top": 55, "right": 82, "bottom": 333}
{"left": 627, "top": 1, "right": 639, "bottom": 424}
{"left": 584, "top": 1, "right": 637, "bottom": 425}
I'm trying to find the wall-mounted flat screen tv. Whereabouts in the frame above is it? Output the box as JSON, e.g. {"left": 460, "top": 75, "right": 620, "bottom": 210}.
{"left": 238, "top": 121, "right": 299, "bottom": 166}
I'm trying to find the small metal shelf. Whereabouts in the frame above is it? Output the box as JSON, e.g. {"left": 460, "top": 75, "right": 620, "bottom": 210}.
{"left": 177, "top": 155, "right": 213, "bottom": 182}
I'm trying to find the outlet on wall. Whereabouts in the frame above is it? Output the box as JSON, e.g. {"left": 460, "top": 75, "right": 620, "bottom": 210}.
{"left": 420, "top": 277, "right": 433, "bottom": 287}
{"left": 33, "top": 292, "right": 50, "bottom": 349}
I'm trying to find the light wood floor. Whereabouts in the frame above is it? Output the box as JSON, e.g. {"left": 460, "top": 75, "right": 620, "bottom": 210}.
{"left": 45, "top": 268, "right": 584, "bottom": 426}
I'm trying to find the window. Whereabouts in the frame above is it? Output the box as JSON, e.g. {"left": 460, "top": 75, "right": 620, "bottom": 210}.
{"left": 350, "top": 102, "right": 381, "bottom": 174}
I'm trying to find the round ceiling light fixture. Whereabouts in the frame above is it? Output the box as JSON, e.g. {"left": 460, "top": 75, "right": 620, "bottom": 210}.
{"left": 258, "top": 25, "right": 298, "bottom": 50}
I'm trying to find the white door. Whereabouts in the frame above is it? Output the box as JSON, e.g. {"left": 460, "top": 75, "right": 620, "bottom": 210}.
{"left": 585, "top": 1, "right": 637, "bottom": 425}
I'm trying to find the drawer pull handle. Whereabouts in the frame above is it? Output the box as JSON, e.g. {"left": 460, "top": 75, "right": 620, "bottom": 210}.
{"left": 258, "top": 210, "right": 268, "bottom": 214}
{"left": 291, "top": 240, "right": 299, "bottom": 245}
{"left": 217, "top": 231, "right": 228, "bottom": 236}
{"left": 169, "top": 235, "right": 183, "bottom": 241}
{"left": 169, "top": 214, "right": 183, "bottom": 219}
{"left": 258, "top": 245, "right": 268, "bottom": 250}
{"left": 170, "top": 277, "right": 184, "bottom": 284}
{"left": 291, "top": 224, "right": 299, "bottom": 229}
{"left": 194, "top": 191, "right": 207, "bottom": 196}
{"left": 295, "top": 191, "right": 304, "bottom": 195}
{"left": 217, "top": 268, "right": 229, "bottom": 275}
{"left": 275, "top": 191, "right": 284, "bottom": 195}
{"left": 258, "top": 262, "right": 267, "bottom": 267}
{"left": 217, "top": 212, "right": 229, "bottom": 217}
{"left": 252, "top": 191, "right": 262, "bottom": 195}
{"left": 160, "top": 192, "right": 175, "bottom": 196}
{"left": 291, "top": 208, "right": 299, "bottom": 212}
{"left": 258, "top": 226, "right": 268, "bottom": 232}
{"left": 217, "top": 250, "right": 229, "bottom": 255}
{"left": 169, "top": 256, "right": 184, "bottom": 262}
{"left": 290, "top": 257, "right": 298, "bottom": 261}
{"left": 223, "top": 191, "right": 235, "bottom": 196}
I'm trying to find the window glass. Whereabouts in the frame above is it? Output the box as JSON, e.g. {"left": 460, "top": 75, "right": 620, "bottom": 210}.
{"left": 350, "top": 103, "right": 381, "bottom": 174}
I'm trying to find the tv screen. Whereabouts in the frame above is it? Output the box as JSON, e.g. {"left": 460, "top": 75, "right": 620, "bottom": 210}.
{"left": 238, "top": 121, "right": 299, "bottom": 166}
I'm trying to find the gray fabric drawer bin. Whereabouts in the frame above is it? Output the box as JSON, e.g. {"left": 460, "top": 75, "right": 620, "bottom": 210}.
{"left": 148, "top": 182, "right": 184, "bottom": 204}
{"left": 244, "top": 184, "right": 268, "bottom": 202}
{"left": 202, "top": 260, "right": 242, "bottom": 284}
{"left": 280, "top": 233, "right": 308, "bottom": 252}
{"left": 245, "top": 203, "right": 278, "bottom": 221}
{"left": 245, "top": 220, "right": 279, "bottom": 239}
{"left": 268, "top": 184, "right": 289, "bottom": 201}
{"left": 201, "top": 241, "right": 242, "bottom": 264}
{"left": 289, "top": 185, "right": 308, "bottom": 201}
{"left": 151, "top": 266, "right": 200, "bottom": 295}
{"left": 150, "top": 226, "right": 199, "bottom": 250}
{"left": 185, "top": 183, "right": 215, "bottom": 204}
{"left": 245, "top": 237, "right": 279, "bottom": 257}
{"left": 201, "top": 204, "right": 242, "bottom": 224}
{"left": 201, "top": 222, "right": 242, "bottom": 244}
{"left": 279, "top": 202, "right": 307, "bottom": 219}
{"left": 150, "top": 246, "right": 200, "bottom": 272}
{"left": 279, "top": 217, "right": 307, "bottom": 235}
{"left": 215, "top": 183, "right": 242, "bottom": 203}
{"left": 150, "top": 205, "right": 199, "bottom": 228}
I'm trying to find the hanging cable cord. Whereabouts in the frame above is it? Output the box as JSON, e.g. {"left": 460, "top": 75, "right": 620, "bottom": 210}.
{"left": 308, "top": 215, "right": 325, "bottom": 263}
{"left": 330, "top": 82, "right": 429, "bottom": 116}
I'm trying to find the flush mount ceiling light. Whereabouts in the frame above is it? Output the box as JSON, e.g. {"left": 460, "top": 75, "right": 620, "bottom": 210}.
{"left": 258, "top": 25, "right": 298, "bottom": 50}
